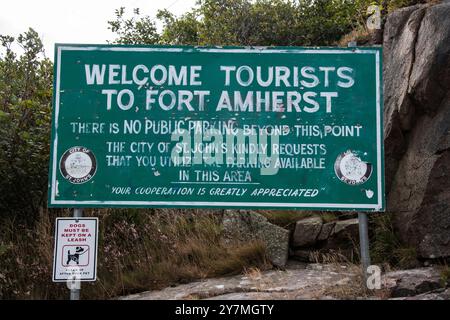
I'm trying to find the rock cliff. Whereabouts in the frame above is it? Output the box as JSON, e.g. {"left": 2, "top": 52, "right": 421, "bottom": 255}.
{"left": 383, "top": 2, "right": 450, "bottom": 259}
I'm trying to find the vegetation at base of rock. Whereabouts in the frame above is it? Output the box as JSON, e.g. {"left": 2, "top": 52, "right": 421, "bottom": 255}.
{"left": 309, "top": 250, "right": 355, "bottom": 264}
{"left": 337, "top": 26, "right": 372, "bottom": 46}
{"left": 370, "top": 213, "right": 420, "bottom": 269}
{"left": 0, "top": 208, "right": 269, "bottom": 299}
{"left": 440, "top": 266, "right": 450, "bottom": 288}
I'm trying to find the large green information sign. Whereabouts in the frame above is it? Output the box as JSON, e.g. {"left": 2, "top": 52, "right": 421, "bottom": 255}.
{"left": 48, "top": 44, "right": 384, "bottom": 211}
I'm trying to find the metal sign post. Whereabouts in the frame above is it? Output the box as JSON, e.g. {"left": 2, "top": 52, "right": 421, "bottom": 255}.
{"left": 70, "top": 208, "right": 83, "bottom": 300}
{"left": 347, "top": 41, "right": 372, "bottom": 288}
{"left": 358, "top": 212, "right": 371, "bottom": 287}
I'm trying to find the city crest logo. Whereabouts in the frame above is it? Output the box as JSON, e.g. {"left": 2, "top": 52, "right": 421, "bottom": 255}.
{"left": 334, "top": 150, "right": 372, "bottom": 185}
{"left": 59, "top": 146, "right": 97, "bottom": 184}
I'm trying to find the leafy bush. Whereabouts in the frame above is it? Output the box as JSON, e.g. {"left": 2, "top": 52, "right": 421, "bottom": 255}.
{"left": 109, "top": 0, "right": 367, "bottom": 46}
{"left": 108, "top": 0, "right": 430, "bottom": 47}
{"left": 0, "top": 29, "right": 52, "bottom": 225}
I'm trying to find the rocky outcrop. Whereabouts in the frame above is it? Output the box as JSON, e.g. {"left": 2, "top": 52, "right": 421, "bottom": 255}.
{"left": 220, "top": 212, "right": 359, "bottom": 265}
{"left": 222, "top": 210, "right": 289, "bottom": 267}
{"left": 383, "top": 267, "right": 444, "bottom": 297}
{"left": 324, "top": 219, "right": 359, "bottom": 250}
{"left": 119, "top": 262, "right": 359, "bottom": 300}
{"left": 290, "top": 217, "right": 359, "bottom": 262}
{"left": 120, "top": 263, "right": 449, "bottom": 300}
{"left": 390, "top": 288, "right": 450, "bottom": 300}
{"left": 292, "top": 217, "right": 322, "bottom": 247}
{"left": 383, "top": 3, "right": 450, "bottom": 259}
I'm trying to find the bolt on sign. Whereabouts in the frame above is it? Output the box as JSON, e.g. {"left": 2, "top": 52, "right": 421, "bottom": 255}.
{"left": 53, "top": 218, "right": 98, "bottom": 282}
{"left": 48, "top": 45, "right": 384, "bottom": 211}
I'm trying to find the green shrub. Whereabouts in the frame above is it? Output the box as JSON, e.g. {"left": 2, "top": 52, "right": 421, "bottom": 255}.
{"left": 0, "top": 29, "right": 52, "bottom": 225}
{"left": 109, "top": 0, "right": 364, "bottom": 46}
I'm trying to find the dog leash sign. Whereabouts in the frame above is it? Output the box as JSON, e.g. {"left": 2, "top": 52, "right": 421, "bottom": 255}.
{"left": 52, "top": 218, "right": 98, "bottom": 282}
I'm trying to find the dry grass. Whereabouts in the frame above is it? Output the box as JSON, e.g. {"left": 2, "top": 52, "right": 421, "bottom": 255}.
{"left": 337, "top": 27, "right": 371, "bottom": 47}
{"left": 439, "top": 265, "right": 450, "bottom": 288}
{"left": 320, "top": 264, "right": 391, "bottom": 300}
{"left": 0, "top": 208, "right": 270, "bottom": 299}
{"left": 243, "top": 267, "right": 263, "bottom": 280}
{"left": 309, "top": 250, "right": 354, "bottom": 264}
{"left": 370, "top": 213, "right": 420, "bottom": 269}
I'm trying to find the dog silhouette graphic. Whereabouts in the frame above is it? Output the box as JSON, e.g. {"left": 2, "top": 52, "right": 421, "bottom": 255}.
{"left": 66, "top": 246, "right": 86, "bottom": 265}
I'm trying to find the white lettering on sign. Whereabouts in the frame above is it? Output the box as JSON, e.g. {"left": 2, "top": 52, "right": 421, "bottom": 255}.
{"left": 88, "top": 63, "right": 354, "bottom": 113}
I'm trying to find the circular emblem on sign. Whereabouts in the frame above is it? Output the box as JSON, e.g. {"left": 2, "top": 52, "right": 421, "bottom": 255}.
{"left": 334, "top": 150, "right": 372, "bottom": 185}
{"left": 59, "top": 146, "right": 97, "bottom": 184}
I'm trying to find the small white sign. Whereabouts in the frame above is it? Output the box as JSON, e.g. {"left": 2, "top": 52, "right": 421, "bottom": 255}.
{"left": 53, "top": 218, "right": 98, "bottom": 282}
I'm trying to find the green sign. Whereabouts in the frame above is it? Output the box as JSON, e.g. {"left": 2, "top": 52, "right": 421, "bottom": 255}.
{"left": 48, "top": 44, "right": 384, "bottom": 211}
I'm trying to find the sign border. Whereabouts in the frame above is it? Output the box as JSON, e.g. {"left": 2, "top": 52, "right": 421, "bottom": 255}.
{"left": 48, "top": 44, "right": 384, "bottom": 211}
{"left": 52, "top": 217, "right": 99, "bottom": 282}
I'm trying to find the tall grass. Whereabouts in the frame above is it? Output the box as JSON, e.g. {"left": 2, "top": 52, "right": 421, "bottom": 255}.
{"left": 370, "top": 213, "right": 419, "bottom": 269}
{"left": 0, "top": 208, "right": 269, "bottom": 299}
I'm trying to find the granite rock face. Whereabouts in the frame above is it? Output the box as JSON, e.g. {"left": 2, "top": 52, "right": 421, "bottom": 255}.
{"left": 222, "top": 210, "right": 290, "bottom": 267}
{"left": 290, "top": 217, "right": 359, "bottom": 262}
{"left": 383, "top": 267, "right": 444, "bottom": 297}
{"left": 292, "top": 217, "right": 323, "bottom": 247}
{"left": 120, "top": 264, "right": 449, "bottom": 300}
{"left": 119, "top": 262, "right": 359, "bottom": 300}
{"left": 383, "top": 3, "right": 450, "bottom": 259}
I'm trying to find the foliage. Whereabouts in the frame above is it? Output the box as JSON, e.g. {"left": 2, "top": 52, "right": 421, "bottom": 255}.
{"left": 370, "top": 213, "right": 419, "bottom": 269}
{"left": 107, "top": 7, "right": 160, "bottom": 45}
{"left": 0, "top": 29, "right": 53, "bottom": 224}
{"left": 108, "top": 0, "right": 429, "bottom": 47}
{"left": 157, "top": 9, "right": 201, "bottom": 45}
{"left": 386, "top": 0, "right": 428, "bottom": 11}
{"left": 109, "top": 0, "right": 372, "bottom": 46}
